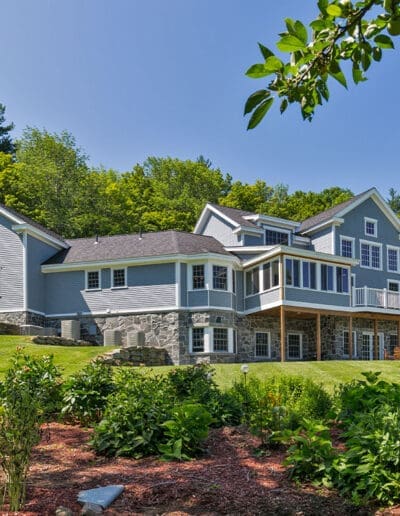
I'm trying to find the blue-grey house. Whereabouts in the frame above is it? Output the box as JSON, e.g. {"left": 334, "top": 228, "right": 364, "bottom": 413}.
{"left": 1, "top": 187, "right": 400, "bottom": 364}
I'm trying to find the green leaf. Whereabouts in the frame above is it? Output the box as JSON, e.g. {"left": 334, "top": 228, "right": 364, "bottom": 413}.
{"left": 326, "top": 4, "right": 342, "bottom": 17}
{"left": 264, "top": 56, "right": 284, "bottom": 72}
{"left": 258, "top": 43, "right": 274, "bottom": 60}
{"left": 310, "top": 19, "right": 329, "bottom": 31}
{"left": 247, "top": 98, "right": 274, "bottom": 129}
{"left": 352, "top": 66, "right": 366, "bottom": 84}
{"left": 294, "top": 20, "right": 308, "bottom": 44}
{"left": 329, "top": 61, "right": 347, "bottom": 88}
{"left": 280, "top": 98, "right": 288, "bottom": 114}
{"left": 374, "top": 34, "right": 394, "bottom": 49}
{"left": 372, "top": 47, "right": 382, "bottom": 61}
{"left": 277, "top": 35, "right": 307, "bottom": 53}
{"left": 244, "top": 90, "right": 271, "bottom": 115}
{"left": 245, "top": 64, "right": 270, "bottom": 79}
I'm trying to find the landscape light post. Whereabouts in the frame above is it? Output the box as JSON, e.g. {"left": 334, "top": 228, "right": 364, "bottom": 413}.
{"left": 241, "top": 364, "right": 249, "bottom": 424}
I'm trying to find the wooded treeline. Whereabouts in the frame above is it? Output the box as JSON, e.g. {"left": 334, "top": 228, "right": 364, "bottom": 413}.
{"left": 0, "top": 114, "right": 398, "bottom": 239}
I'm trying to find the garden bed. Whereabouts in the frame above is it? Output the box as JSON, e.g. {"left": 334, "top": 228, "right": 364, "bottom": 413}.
{"left": 5, "top": 423, "right": 366, "bottom": 515}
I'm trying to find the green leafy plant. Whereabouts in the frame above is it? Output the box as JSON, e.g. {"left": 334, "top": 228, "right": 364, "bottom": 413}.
{"left": 62, "top": 360, "right": 115, "bottom": 425}
{"left": 159, "top": 402, "right": 213, "bottom": 460}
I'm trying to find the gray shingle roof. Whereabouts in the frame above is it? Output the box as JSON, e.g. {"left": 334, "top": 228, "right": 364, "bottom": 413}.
{"left": 208, "top": 204, "right": 258, "bottom": 228}
{"left": 0, "top": 203, "right": 66, "bottom": 243}
{"left": 43, "top": 230, "right": 232, "bottom": 265}
{"left": 297, "top": 189, "right": 374, "bottom": 233}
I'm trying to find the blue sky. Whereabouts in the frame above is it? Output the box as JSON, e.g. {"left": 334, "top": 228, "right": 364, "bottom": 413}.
{"left": 1, "top": 1, "right": 399, "bottom": 197}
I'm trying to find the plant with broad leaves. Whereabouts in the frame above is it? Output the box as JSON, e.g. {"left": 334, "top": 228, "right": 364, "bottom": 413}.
{"left": 245, "top": 0, "right": 400, "bottom": 126}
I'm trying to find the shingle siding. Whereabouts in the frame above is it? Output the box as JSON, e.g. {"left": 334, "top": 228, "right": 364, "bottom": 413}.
{"left": 201, "top": 212, "right": 241, "bottom": 247}
{"left": 311, "top": 227, "right": 333, "bottom": 254}
{"left": 0, "top": 214, "right": 24, "bottom": 311}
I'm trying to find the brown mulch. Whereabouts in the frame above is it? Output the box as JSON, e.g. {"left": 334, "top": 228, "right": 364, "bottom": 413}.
{"left": 0, "top": 423, "right": 384, "bottom": 515}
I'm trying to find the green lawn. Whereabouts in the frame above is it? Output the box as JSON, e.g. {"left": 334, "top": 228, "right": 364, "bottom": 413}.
{"left": 0, "top": 335, "right": 113, "bottom": 378}
{"left": 154, "top": 360, "right": 400, "bottom": 393}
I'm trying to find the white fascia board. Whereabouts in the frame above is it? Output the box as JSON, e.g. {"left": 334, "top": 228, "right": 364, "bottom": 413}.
{"left": 225, "top": 245, "right": 275, "bottom": 254}
{"left": 242, "top": 245, "right": 358, "bottom": 269}
{"left": 232, "top": 226, "right": 264, "bottom": 235}
{"left": 12, "top": 224, "right": 68, "bottom": 249}
{"left": 300, "top": 217, "right": 344, "bottom": 235}
{"left": 0, "top": 207, "right": 23, "bottom": 224}
{"left": 243, "top": 213, "right": 300, "bottom": 229}
{"left": 193, "top": 204, "right": 239, "bottom": 234}
{"left": 336, "top": 188, "right": 400, "bottom": 232}
{"left": 41, "top": 252, "right": 240, "bottom": 273}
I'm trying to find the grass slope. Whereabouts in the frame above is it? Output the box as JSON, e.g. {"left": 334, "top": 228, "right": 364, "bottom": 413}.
{"left": 0, "top": 335, "right": 111, "bottom": 378}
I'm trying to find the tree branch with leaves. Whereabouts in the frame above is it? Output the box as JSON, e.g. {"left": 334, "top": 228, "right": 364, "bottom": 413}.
{"left": 244, "top": 0, "right": 400, "bottom": 127}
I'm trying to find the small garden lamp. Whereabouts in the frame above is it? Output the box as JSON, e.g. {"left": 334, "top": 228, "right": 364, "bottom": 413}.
{"left": 240, "top": 364, "right": 249, "bottom": 423}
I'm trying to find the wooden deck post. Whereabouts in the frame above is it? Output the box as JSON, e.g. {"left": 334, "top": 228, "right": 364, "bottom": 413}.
{"left": 280, "top": 305, "right": 286, "bottom": 362}
{"left": 348, "top": 315, "right": 353, "bottom": 359}
{"left": 316, "top": 312, "right": 321, "bottom": 361}
{"left": 374, "top": 318, "right": 378, "bottom": 360}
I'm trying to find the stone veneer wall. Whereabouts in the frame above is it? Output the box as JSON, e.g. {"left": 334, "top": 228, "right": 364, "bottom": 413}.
{"left": 0, "top": 311, "right": 46, "bottom": 328}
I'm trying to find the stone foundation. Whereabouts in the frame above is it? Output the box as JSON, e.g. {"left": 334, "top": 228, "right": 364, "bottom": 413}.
{"left": 0, "top": 311, "right": 46, "bottom": 330}
{"left": 100, "top": 346, "right": 168, "bottom": 366}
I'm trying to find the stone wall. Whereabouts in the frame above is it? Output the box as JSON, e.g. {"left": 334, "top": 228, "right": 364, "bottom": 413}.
{"left": 100, "top": 346, "right": 168, "bottom": 366}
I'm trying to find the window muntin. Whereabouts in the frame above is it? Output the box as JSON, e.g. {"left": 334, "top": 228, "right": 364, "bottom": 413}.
{"left": 246, "top": 267, "right": 260, "bottom": 296}
{"left": 287, "top": 333, "right": 302, "bottom": 359}
{"left": 213, "top": 265, "right": 228, "bottom": 290}
{"left": 340, "top": 237, "right": 354, "bottom": 258}
{"left": 86, "top": 270, "right": 100, "bottom": 290}
{"left": 365, "top": 218, "right": 377, "bottom": 237}
{"left": 191, "top": 327, "right": 205, "bottom": 352}
{"left": 255, "top": 332, "right": 271, "bottom": 357}
{"left": 387, "top": 247, "right": 400, "bottom": 273}
{"left": 389, "top": 334, "right": 398, "bottom": 356}
{"left": 343, "top": 330, "right": 357, "bottom": 357}
{"left": 192, "top": 264, "right": 205, "bottom": 289}
{"left": 336, "top": 267, "right": 349, "bottom": 293}
{"left": 388, "top": 281, "right": 400, "bottom": 292}
{"left": 112, "top": 268, "right": 126, "bottom": 288}
{"left": 360, "top": 242, "right": 381, "bottom": 269}
{"left": 265, "top": 229, "right": 289, "bottom": 246}
{"left": 320, "top": 264, "right": 334, "bottom": 291}
{"left": 213, "top": 328, "right": 229, "bottom": 352}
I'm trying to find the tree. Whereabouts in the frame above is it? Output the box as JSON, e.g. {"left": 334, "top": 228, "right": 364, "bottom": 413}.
{"left": 244, "top": 0, "right": 400, "bottom": 126}
{"left": 0, "top": 103, "right": 15, "bottom": 154}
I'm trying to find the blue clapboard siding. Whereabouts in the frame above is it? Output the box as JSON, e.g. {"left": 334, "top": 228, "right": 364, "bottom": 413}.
{"left": 187, "top": 290, "right": 209, "bottom": 307}
{"left": 285, "top": 287, "right": 350, "bottom": 307}
{"left": 209, "top": 290, "right": 234, "bottom": 308}
{"left": 0, "top": 214, "right": 24, "bottom": 311}
{"left": 180, "top": 263, "right": 187, "bottom": 307}
{"left": 45, "top": 263, "right": 176, "bottom": 315}
{"left": 245, "top": 288, "right": 280, "bottom": 312}
{"left": 201, "top": 212, "right": 240, "bottom": 246}
{"left": 337, "top": 197, "right": 400, "bottom": 289}
{"left": 311, "top": 226, "right": 333, "bottom": 254}
{"left": 27, "top": 235, "right": 60, "bottom": 313}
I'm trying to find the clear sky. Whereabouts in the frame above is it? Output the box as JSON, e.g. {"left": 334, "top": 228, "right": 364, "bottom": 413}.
{"left": 1, "top": 1, "right": 399, "bottom": 197}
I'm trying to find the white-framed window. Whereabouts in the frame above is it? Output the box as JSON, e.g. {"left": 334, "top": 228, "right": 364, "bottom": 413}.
{"left": 320, "top": 264, "right": 334, "bottom": 291}
{"left": 246, "top": 267, "right": 260, "bottom": 296}
{"left": 86, "top": 270, "right": 101, "bottom": 290}
{"left": 192, "top": 264, "right": 205, "bottom": 289}
{"left": 112, "top": 267, "right": 127, "bottom": 288}
{"left": 213, "top": 265, "right": 228, "bottom": 290}
{"left": 255, "top": 331, "right": 271, "bottom": 358}
{"left": 262, "top": 260, "right": 279, "bottom": 291}
{"left": 285, "top": 258, "right": 300, "bottom": 287}
{"left": 287, "top": 333, "right": 303, "bottom": 360}
{"left": 364, "top": 217, "right": 377, "bottom": 238}
{"left": 340, "top": 236, "right": 355, "bottom": 258}
{"left": 343, "top": 330, "right": 357, "bottom": 357}
{"left": 387, "top": 246, "right": 400, "bottom": 273}
{"left": 388, "top": 333, "right": 398, "bottom": 355}
{"left": 360, "top": 240, "right": 382, "bottom": 270}
{"left": 265, "top": 228, "right": 289, "bottom": 246}
{"left": 336, "top": 267, "right": 349, "bottom": 293}
{"left": 213, "top": 327, "right": 229, "bottom": 352}
{"left": 388, "top": 280, "right": 400, "bottom": 292}
{"left": 302, "top": 261, "right": 317, "bottom": 289}
{"left": 191, "top": 327, "right": 205, "bottom": 352}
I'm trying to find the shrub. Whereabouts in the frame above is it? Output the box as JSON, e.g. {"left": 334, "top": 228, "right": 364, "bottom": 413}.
{"left": 159, "top": 402, "right": 213, "bottom": 460}
{"left": 62, "top": 360, "right": 114, "bottom": 425}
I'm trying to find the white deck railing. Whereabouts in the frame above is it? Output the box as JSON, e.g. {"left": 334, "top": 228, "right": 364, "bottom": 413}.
{"left": 353, "top": 287, "right": 400, "bottom": 310}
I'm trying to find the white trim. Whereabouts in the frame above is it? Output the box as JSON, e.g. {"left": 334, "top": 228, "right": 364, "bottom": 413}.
{"left": 387, "top": 279, "right": 400, "bottom": 291}
{"left": 224, "top": 245, "right": 275, "bottom": 254}
{"left": 364, "top": 217, "right": 378, "bottom": 238}
{"left": 175, "top": 262, "right": 181, "bottom": 308}
{"left": 243, "top": 213, "right": 299, "bottom": 229}
{"left": 387, "top": 245, "right": 400, "bottom": 274}
{"left": 193, "top": 204, "right": 240, "bottom": 234}
{"left": 342, "top": 330, "right": 357, "bottom": 358}
{"left": 85, "top": 269, "right": 101, "bottom": 291}
{"left": 232, "top": 226, "right": 264, "bottom": 235}
{"left": 42, "top": 252, "right": 240, "bottom": 273}
{"left": 111, "top": 266, "right": 127, "bottom": 289}
{"left": 22, "top": 231, "right": 28, "bottom": 311}
{"left": 287, "top": 332, "right": 303, "bottom": 360}
{"left": 12, "top": 223, "right": 67, "bottom": 249}
{"left": 0, "top": 207, "right": 23, "bottom": 224}
{"left": 264, "top": 225, "right": 291, "bottom": 246}
{"left": 359, "top": 239, "right": 383, "bottom": 270}
{"left": 0, "top": 308, "right": 46, "bottom": 315}
{"left": 332, "top": 225, "right": 336, "bottom": 255}
{"left": 300, "top": 217, "right": 344, "bottom": 235}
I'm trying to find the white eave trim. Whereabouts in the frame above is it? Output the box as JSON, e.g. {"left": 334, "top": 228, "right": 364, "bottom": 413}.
{"left": 193, "top": 203, "right": 240, "bottom": 234}
{"left": 41, "top": 252, "right": 241, "bottom": 273}
{"left": 0, "top": 207, "right": 23, "bottom": 224}
{"left": 243, "top": 213, "right": 300, "bottom": 230}
{"left": 224, "top": 245, "right": 276, "bottom": 254}
{"left": 232, "top": 226, "right": 264, "bottom": 235}
{"left": 300, "top": 217, "right": 344, "bottom": 235}
{"left": 12, "top": 223, "right": 68, "bottom": 249}
{"left": 242, "top": 245, "right": 358, "bottom": 269}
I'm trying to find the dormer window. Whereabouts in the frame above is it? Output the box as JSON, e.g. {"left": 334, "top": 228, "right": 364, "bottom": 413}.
{"left": 364, "top": 218, "right": 377, "bottom": 238}
{"left": 265, "top": 229, "right": 289, "bottom": 246}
